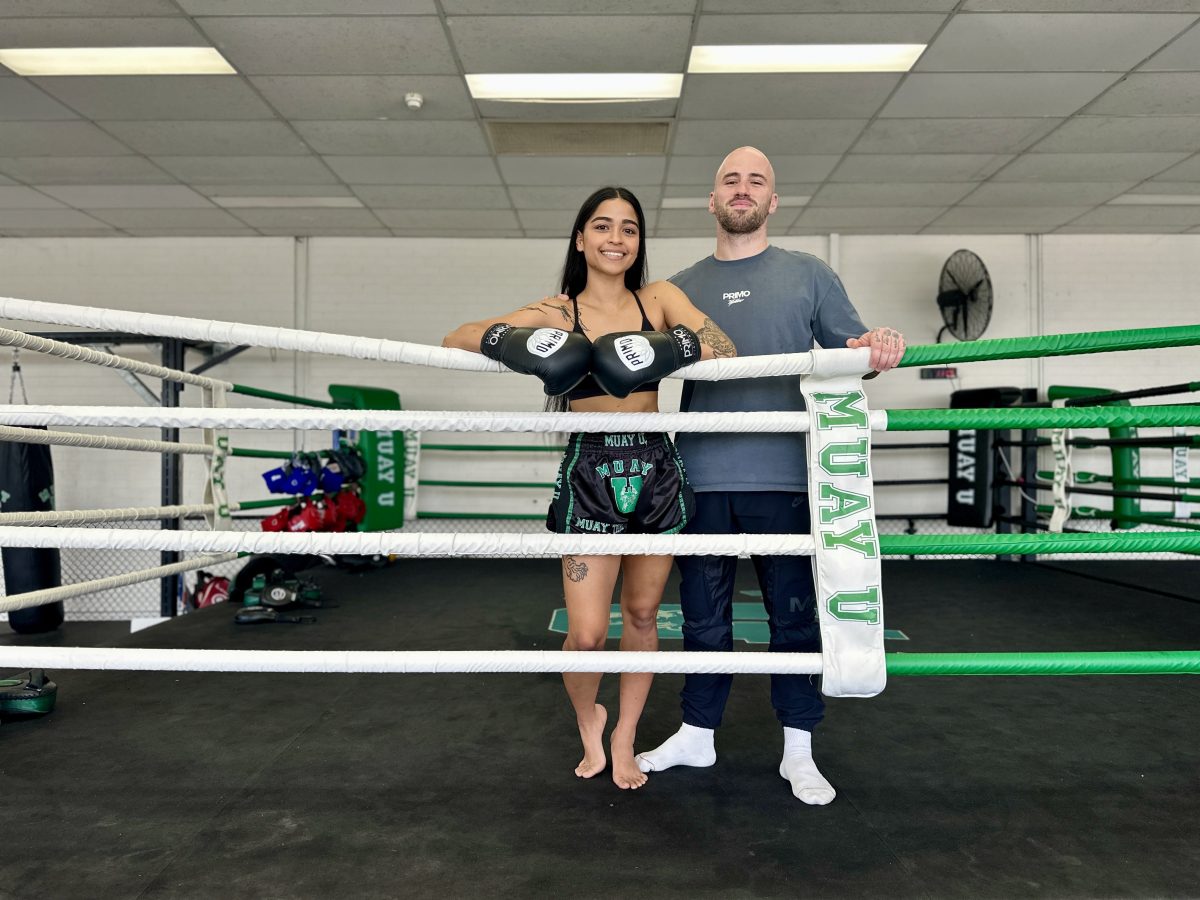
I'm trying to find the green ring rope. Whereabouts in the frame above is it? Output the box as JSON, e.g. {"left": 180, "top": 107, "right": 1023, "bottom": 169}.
{"left": 885, "top": 650, "right": 1200, "bottom": 676}
{"left": 886, "top": 405, "right": 1200, "bottom": 431}
{"left": 879, "top": 532, "right": 1200, "bottom": 554}
{"left": 898, "top": 324, "right": 1200, "bottom": 368}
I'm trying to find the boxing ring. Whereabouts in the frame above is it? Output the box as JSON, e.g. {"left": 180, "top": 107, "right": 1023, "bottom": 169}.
{"left": 2, "top": 296, "right": 1200, "bottom": 897}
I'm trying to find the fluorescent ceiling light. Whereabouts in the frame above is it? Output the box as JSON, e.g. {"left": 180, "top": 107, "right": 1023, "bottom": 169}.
{"left": 662, "top": 196, "right": 809, "bottom": 209}
{"left": 212, "top": 196, "right": 363, "bottom": 209}
{"left": 466, "top": 73, "right": 682, "bottom": 102}
{"left": 0, "top": 47, "right": 235, "bottom": 76}
{"left": 1108, "top": 194, "right": 1200, "bottom": 206}
{"left": 688, "top": 44, "right": 926, "bottom": 74}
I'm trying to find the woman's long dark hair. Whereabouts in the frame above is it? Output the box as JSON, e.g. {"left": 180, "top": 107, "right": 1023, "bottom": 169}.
{"left": 546, "top": 186, "right": 649, "bottom": 414}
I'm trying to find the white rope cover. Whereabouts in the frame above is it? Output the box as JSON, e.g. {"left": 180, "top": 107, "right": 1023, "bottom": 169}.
{"left": 0, "top": 326, "right": 231, "bottom": 390}
{"left": 0, "top": 405, "right": 892, "bottom": 434}
{"left": 0, "top": 503, "right": 217, "bottom": 526}
{"left": 0, "top": 295, "right": 872, "bottom": 383}
{"left": 0, "top": 646, "right": 825, "bottom": 675}
{"left": 0, "top": 424, "right": 210, "bottom": 455}
{"left": 0, "top": 553, "right": 238, "bottom": 614}
{"left": 0, "top": 527, "right": 816, "bottom": 557}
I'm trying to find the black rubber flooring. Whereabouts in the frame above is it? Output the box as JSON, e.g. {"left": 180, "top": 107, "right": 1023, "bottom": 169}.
{"left": 2, "top": 559, "right": 1199, "bottom": 900}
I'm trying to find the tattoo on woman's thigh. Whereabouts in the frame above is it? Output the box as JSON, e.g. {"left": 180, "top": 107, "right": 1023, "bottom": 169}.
{"left": 565, "top": 555, "right": 588, "bottom": 582}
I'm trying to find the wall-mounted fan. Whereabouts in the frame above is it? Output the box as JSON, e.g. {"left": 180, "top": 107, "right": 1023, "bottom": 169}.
{"left": 936, "top": 249, "right": 993, "bottom": 343}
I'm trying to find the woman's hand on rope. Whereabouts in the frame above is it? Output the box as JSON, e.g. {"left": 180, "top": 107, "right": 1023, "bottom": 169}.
{"left": 847, "top": 326, "right": 906, "bottom": 373}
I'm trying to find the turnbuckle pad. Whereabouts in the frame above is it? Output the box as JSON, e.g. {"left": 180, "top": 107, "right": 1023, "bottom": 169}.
{"left": 0, "top": 669, "right": 58, "bottom": 718}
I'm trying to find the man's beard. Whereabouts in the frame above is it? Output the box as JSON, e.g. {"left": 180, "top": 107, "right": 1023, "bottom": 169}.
{"left": 715, "top": 202, "right": 769, "bottom": 234}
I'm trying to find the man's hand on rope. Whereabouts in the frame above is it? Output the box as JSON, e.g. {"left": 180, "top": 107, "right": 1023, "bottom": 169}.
{"left": 847, "top": 326, "right": 906, "bottom": 373}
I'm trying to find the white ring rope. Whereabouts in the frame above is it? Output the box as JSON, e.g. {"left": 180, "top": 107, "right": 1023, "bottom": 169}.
{"left": 0, "top": 295, "right": 872, "bottom": 382}
{"left": 0, "top": 503, "right": 217, "bottom": 526}
{"left": 0, "top": 406, "right": 892, "bottom": 434}
{"left": 0, "top": 646, "right": 824, "bottom": 675}
{"left": 0, "top": 424, "right": 211, "bottom": 455}
{"left": 0, "top": 553, "right": 238, "bottom": 614}
{"left": 0, "top": 326, "right": 232, "bottom": 391}
{"left": 0, "top": 527, "right": 815, "bottom": 557}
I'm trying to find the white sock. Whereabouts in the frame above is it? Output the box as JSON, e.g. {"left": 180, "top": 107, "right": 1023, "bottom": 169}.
{"left": 779, "top": 727, "right": 836, "bottom": 806}
{"left": 635, "top": 723, "right": 716, "bottom": 773}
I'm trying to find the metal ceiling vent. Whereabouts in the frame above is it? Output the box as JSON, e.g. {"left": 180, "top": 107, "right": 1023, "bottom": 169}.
{"left": 487, "top": 122, "right": 669, "bottom": 156}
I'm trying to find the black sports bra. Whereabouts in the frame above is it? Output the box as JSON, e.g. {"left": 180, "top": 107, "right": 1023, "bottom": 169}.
{"left": 566, "top": 290, "right": 658, "bottom": 402}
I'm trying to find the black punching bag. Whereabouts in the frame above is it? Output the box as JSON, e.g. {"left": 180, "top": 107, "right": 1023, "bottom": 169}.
{"left": 1, "top": 436, "right": 64, "bottom": 633}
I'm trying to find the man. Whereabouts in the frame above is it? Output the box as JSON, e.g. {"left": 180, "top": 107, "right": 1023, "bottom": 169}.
{"left": 634, "top": 146, "right": 905, "bottom": 805}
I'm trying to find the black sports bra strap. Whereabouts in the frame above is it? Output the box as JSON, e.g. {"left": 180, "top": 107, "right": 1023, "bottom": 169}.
{"left": 631, "top": 290, "right": 653, "bottom": 331}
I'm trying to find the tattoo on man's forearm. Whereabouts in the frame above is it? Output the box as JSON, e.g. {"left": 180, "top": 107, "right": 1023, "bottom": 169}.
{"left": 697, "top": 318, "right": 736, "bottom": 358}
{"left": 565, "top": 555, "right": 588, "bottom": 582}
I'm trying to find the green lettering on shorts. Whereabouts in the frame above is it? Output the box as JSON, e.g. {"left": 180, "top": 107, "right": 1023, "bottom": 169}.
{"left": 610, "top": 475, "right": 643, "bottom": 515}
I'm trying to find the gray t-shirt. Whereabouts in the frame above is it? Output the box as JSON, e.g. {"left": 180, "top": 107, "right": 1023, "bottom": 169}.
{"left": 670, "top": 245, "right": 866, "bottom": 492}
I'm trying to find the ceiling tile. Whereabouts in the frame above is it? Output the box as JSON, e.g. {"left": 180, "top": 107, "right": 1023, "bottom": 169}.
{"left": 151, "top": 155, "right": 338, "bottom": 184}
{"left": 796, "top": 206, "right": 947, "bottom": 227}
{"left": 1141, "top": 20, "right": 1200, "bottom": 70}
{"left": 31, "top": 76, "right": 275, "bottom": 120}
{"left": 881, "top": 73, "right": 1121, "bottom": 117}
{"left": 353, "top": 185, "right": 513, "bottom": 209}
{"left": 830, "top": 154, "right": 1012, "bottom": 182}
{"left": 932, "top": 206, "right": 1090, "bottom": 227}
{"left": 993, "top": 152, "right": 1188, "bottom": 181}
{"left": 1087, "top": 74, "right": 1200, "bottom": 115}
{"left": 1059, "top": 224, "right": 1191, "bottom": 233}
{"left": 228, "top": 207, "right": 384, "bottom": 228}
{"left": 915, "top": 13, "right": 1193, "bottom": 71}
{"left": 960, "top": 181, "right": 1132, "bottom": 205}
{"left": 0, "top": 1, "right": 181, "bottom": 13}
{"left": 324, "top": 156, "right": 501, "bottom": 185}
{"left": 1031, "top": 116, "right": 1200, "bottom": 153}
{"left": 293, "top": 121, "right": 489, "bottom": 156}
{"left": 122, "top": 227, "right": 260, "bottom": 236}
{"left": 1126, "top": 181, "right": 1200, "bottom": 196}
{"left": 509, "top": 185, "right": 663, "bottom": 208}
{"left": 0, "top": 226, "right": 117, "bottom": 236}
{"left": 657, "top": 208, "right": 719, "bottom": 230}
{"left": 853, "top": 118, "right": 1061, "bottom": 154}
{"left": 0, "top": 79, "right": 79, "bottom": 121}
{"left": 0, "top": 122, "right": 134, "bottom": 156}
{"left": 962, "top": 1, "right": 1200, "bottom": 9}
{"left": 376, "top": 209, "right": 520, "bottom": 229}
{"left": 498, "top": 156, "right": 666, "bottom": 186}
{"left": 38, "top": 185, "right": 213, "bottom": 208}
{"left": 86, "top": 208, "right": 248, "bottom": 228}
{"left": 0, "top": 157, "right": 174, "bottom": 184}
{"left": 182, "top": 1, "right": 434, "bottom": 12}
{"left": 810, "top": 182, "right": 976, "bottom": 206}
{"left": 667, "top": 154, "right": 839, "bottom": 184}
{"left": 445, "top": 0, "right": 695, "bottom": 10}
{"left": 673, "top": 120, "right": 867, "bottom": 156}
{"left": 447, "top": 16, "right": 692, "bottom": 72}
{"left": 682, "top": 74, "right": 902, "bottom": 119}
{"left": 196, "top": 16, "right": 457, "bottom": 75}
{"left": 694, "top": 12, "right": 947, "bottom": 43}
{"left": 100, "top": 121, "right": 310, "bottom": 156}
{"left": 258, "top": 226, "right": 392, "bottom": 236}
{"left": 1068, "top": 205, "right": 1200, "bottom": 226}
{"left": 1147, "top": 155, "right": 1200, "bottom": 181}
{"left": 702, "top": 0, "right": 958, "bottom": 10}
{"left": 0, "top": 186, "right": 66, "bottom": 209}
{"left": 0, "top": 209, "right": 111, "bottom": 228}
{"left": 0, "top": 16, "right": 207, "bottom": 46}
{"left": 251, "top": 76, "right": 476, "bottom": 121}
{"left": 193, "top": 183, "right": 355, "bottom": 197}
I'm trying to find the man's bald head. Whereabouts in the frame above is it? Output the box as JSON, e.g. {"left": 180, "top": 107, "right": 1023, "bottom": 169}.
{"left": 715, "top": 146, "right": 776, "bottom": 193}
{"left": 710, "top": 146, "right": 778, "bottom": 236}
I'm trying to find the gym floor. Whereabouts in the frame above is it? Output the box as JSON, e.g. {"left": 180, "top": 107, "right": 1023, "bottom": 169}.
{"left": 2, "top": 558, "right": 1198, "bottom": 900}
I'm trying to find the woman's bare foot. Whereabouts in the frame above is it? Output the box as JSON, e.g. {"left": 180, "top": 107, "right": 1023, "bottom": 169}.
{"left": 610, "top": 733, "right": 648, "bottom": 790}
{"left": 575, "top": 704, "right": 608, "bottom": 778}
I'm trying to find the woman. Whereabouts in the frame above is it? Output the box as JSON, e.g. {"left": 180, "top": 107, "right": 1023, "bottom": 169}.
{"left": 443, "top": 187, "right": 735, "bottom": 789}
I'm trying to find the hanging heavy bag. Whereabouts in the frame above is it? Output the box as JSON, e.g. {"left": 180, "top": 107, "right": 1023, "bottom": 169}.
{"left": 1, "top": 435, "right": 64, "bottom": 634}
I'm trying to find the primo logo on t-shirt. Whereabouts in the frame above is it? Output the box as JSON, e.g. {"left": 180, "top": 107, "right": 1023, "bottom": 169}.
{"left": 723, "top": 290, "right": 751, "bottom": 305}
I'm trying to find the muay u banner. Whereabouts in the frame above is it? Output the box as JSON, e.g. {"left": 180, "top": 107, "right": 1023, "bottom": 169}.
{"left": 801, "top": 377, "right": 886, "bottom": 698}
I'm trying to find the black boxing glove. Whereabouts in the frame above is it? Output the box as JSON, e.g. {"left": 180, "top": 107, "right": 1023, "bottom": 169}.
{"left": 591, "top": 324, "right": 700, "bottom": 400}
{"left": 479, "top": 323, "right": 592, "bottom": 396}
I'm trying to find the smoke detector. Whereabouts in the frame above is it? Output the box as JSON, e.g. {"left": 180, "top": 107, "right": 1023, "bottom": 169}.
{"left": 404, "top": 92, "right": 424, "bottom": 110}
